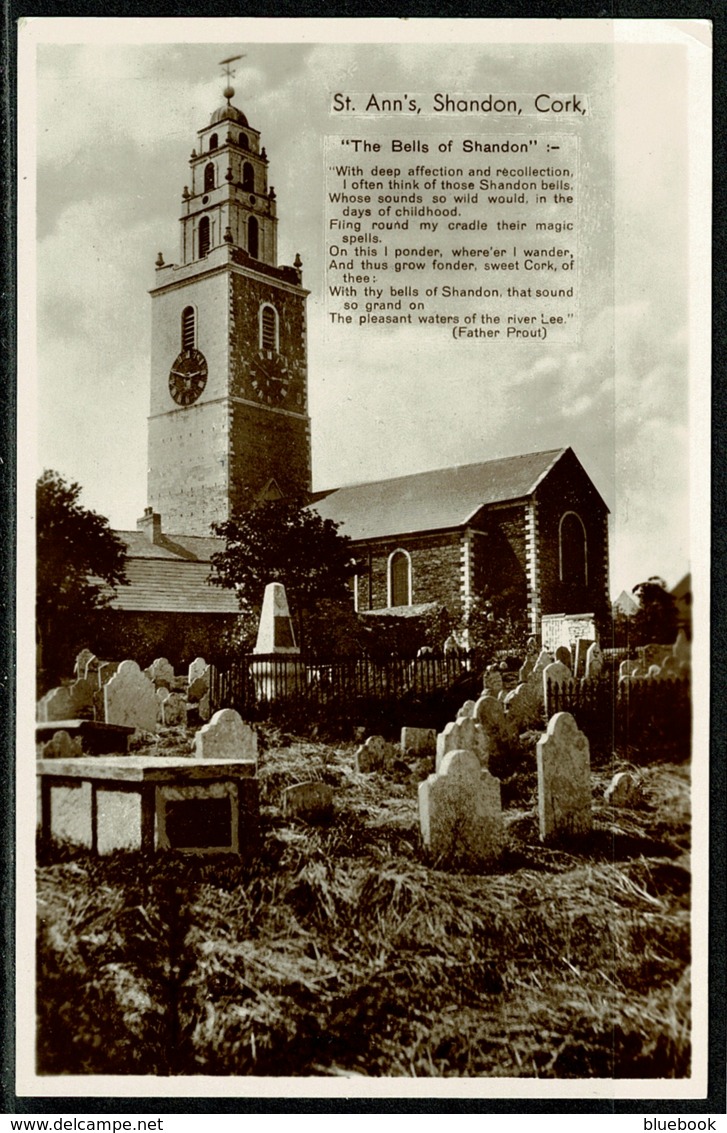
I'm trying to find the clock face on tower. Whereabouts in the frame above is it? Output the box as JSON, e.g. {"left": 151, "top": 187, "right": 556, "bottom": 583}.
{"left": 250, "top": 349, "right": 290, "bottom": 405}
{"left": 169, "top": 348, "right": 208, "bottom": 406}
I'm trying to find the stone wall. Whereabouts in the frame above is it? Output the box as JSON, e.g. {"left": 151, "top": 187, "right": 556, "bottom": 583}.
{"left": 357, "top": 531, "right": 464, "bottom": 617}
{"left": 93, "top": 611, "right": 237, "bottom": 672}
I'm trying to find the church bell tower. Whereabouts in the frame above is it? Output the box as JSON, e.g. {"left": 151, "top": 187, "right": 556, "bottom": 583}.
{"left": 147, "top": 69, "right": 312, "bottom": 536}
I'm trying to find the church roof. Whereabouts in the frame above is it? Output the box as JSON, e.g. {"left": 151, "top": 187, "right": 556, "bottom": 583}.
{"left": 310, "top": 448, "right": 569, "bottom": 541}
{"left": 116, "top": 530, "right": 223, "bottom": 562}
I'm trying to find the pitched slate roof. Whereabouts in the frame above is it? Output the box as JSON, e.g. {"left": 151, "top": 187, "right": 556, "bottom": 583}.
{"left": 310, "top": 448, "right": 567, "bottom": 541}
{"left": 106, "top": 531, "right": 238, "bottom": 615}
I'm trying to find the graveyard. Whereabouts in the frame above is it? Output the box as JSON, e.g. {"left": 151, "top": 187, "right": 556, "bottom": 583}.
{"left": 35, "top": 591, "right": 692, "bottom": 1079}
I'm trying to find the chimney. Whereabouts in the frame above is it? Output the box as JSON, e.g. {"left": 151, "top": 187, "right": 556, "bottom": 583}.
{"left": 137, "top": 507, "right": 163, "bottom": 544}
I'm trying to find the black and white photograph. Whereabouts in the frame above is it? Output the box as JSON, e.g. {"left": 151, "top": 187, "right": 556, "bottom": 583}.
{"left": 16, "top": 17, "right": 711, "bottom": 1099}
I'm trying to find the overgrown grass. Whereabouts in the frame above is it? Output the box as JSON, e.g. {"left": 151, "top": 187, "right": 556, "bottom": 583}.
{"left": 37, "top": 736, "right": 691, "bottom": 1078}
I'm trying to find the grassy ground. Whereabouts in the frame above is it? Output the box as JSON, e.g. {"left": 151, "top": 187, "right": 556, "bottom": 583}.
{"left": 36, "top": 729, "right": 691, "bottom": 1078}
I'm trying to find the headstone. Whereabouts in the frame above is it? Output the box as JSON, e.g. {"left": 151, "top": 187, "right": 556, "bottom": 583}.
{"left": 40, "top": 730, "right": 82, "bottom": 759}
{"left": 198, "top": 692, "right": 211, "bottom": 722}
{"left": 473, "top": 694, "right": 515, "bottom": 757}
{"left": 528, "top": 650, "right": 554, "bottom": 707}
{"left": 282, "top": 782, "right": 334, "bottom": 822}
{"left": 103, "top": 660, "right": 159, "bottom": 733}
{"left": 573, "top": 638, "right": 594, "bottom": 680}
{"left": 482, "top": 667, "right": 503, "bottom": 697}
{"left": 188, "top": 657, "right": 208, "bottom": 685}
{"left": 456, "top": 700, "right": 476, "bottom": 720}
{"left": 619, "top": 659, "right": 634, "bottom": 679}
{"left": 37, "top": 686, "right": 74, "bottom": 722}
{"left": 660, "top": 654, "right": 680, "bottom": 676}
{"left": 436, "top": 715, "right": 489, "bottom": 771}
{"left": 673, "top": 630, "right": 691, "bottom": 667}
{"left": 161, "top": 691, "right": 187, "bottom": 727}
{"left": 418, "top": 749, "right": 504, "bottom": 869}
{"left": 585, "top": 641, "right": 604, "bottom": 680}
{"left": 68, "top": 677, "right": 96, "bottom": 718}
{"left": 555, "top": 645, "right": 572, "bottom": 670}
{"left": 604, "top": 771, "right": 641, "bottom": 807}
{"left": 542, "top": 659, "right": 573, "bottom": 716}
{"left": 354, "top": 735, "right": 398, "bottom": 773}
{"left": 400, "top": 727, "right": 436, "bottom": 757}
{"left": 518, "top": 637, "right": 539, "bottom": 683}
{"left": 146, "top": 657, "right": 175, "bottom": 689}
{"left": 647, "top": 664, "right": 662, "bottom": 680}
{"left": 74, "top": 649, "right": 96, "bottom": 679}
{"left": 97, "top": 661, "right": 119, "bottom": 688}
{"left": 188, "top": 666, "right": 210, "bottom": 702}
{"left": 536, "top": 712, "right": 592, "bottom": 841}
{"left": 254, "top": 582, "right": 299, "bottom": 654}
{"left": 503, "top": 682, "right": 540, "bottom": 731}
{"left": 194, "top": 708, "right": 257, "bottom": 763}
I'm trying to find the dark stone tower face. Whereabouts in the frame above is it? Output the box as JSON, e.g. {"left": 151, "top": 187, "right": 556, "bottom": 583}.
{"left": 147, "top": 91, "right": 311, "bottom": 536}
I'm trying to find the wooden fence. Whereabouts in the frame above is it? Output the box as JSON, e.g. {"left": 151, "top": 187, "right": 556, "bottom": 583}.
{"left": 546, "top": 673, "right": 691, "bottom": 757}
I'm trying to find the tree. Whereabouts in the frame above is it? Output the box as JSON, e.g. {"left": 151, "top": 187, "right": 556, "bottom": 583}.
{"left": 36, "top": 470, "right": 128, "bottom": 690}
{"left": 630, "top": 576, "right": 679, "bottom": 646}
{"left": 458, "top": 587, "right": 529, "bottom": 666}
{"left": 209, "top": 495, "right": 357, "bottom": 652}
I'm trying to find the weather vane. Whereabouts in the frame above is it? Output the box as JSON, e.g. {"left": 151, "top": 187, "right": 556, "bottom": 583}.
{"left": 219, "top": 53, "right": 246, "bottom": 102}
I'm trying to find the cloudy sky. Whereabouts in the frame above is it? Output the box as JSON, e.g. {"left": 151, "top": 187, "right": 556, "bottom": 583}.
{"left": 21, "top": 19, "right": 709, "bottom": 598}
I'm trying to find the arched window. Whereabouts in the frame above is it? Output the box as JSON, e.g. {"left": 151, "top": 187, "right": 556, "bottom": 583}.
{"left": 559, "top": 512, "right": 588, "bottom": 586}
{"left": 181, "top": 306, "right": 195, "bottom": 350}
{"left": 388, "top": 549, "right": 412, "bottom": 607}
{"left": 260, "top": 304, "right": 278, "bottom": 352}
{"left": 242, "top": 162, "right": 255, "bottom": 192}
{"left": 248, "top": 216, "right": 259, "bottom": 259}
{"left": 204, "top": 163, "right": 215, "bottom": 192}
{"left": 209, "top": 133, "right": 218, "bottom": 151}
{"left": 198, "top": 216, "right": 211, "bottom": 258}
{"left": 239, "top": 133, "right": 249, "bottom": 149}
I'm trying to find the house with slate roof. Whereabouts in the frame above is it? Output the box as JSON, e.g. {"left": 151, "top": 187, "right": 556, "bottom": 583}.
{"left": 98, "top": 509, "right": 238, "bottom": 667}
{"left": 311, "top": 446, "right": 611, "bottom": 637}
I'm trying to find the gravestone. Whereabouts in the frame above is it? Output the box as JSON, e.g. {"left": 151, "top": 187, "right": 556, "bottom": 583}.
{"left": 97, "top": 661, "right": 119, "bottom": 688}
{"left": 473, "top": 695, "right": 515, "bottom": 759}
{"left": 604, "top": 771, "right": 641, "bottom": 807}
{"left": 619, "top": 659, "right": 634, "bottom": 679}
{"left": 38, "top": 686, "right": 74, "bottom": 722}
{"left": 647, "top": 664, "right": 662, "bottom": 680}
{"left": 74, "top": 649, "right": 96, "bottom": 679}
{"left": 68, "top": 677, "right": 96, "bottom": 718}
{"left": 482, "top": 667, "right": 503, "bottom": 697}
{"left": 542, "top": 659, "right": 573, "bottom": 716}
{"left": 188, "top": 666, "right": 210, "bottom": 703}
{"left": 585, "top": 642, "right": 604, "bottom": 680}
{"left": 162, "top": 691, "right": 187, "bottom": 727}
{"left": 282, "top": 782, "right": 334, "bottom": 822}
{"left": 456, "top": 700, "right": 476, "bottom": 720}
{"left": 536, "top": 712, "right": 592, "bottom": 841}
{"left": 573, "top": 638, "right": 594, "bottom": 680}
{"left": 400, "top": 727, "right": 436, "bottom": 757}
{"left": 147, "top": 657, "right": 175, "bottom": 689}
{"left": 555, "top": 645, "right": 572, "bottom": 670}
{"left": 436, "top": 715, "right": 489, "bottom": 771}
{"left": 518, "top": 637, "right": 539, "bottom": 683}
{"left": 418, "top": 749, "right": 504, "bottom": 868}
{"left": 103, "top": 660, "right": 159, "bottom": 733}
{"left": 194, "top": 708, "right": 257, "bottom": 763}
{"left": 188, "top": 657, "right": 208, "bottom": 685}
{"left": 354, "top": 735, "right": 398, "bottom": 773}
{"left": 503, "top": 682, "right": 540, "bottom": 731}
{"left": 40, "top": 730, "right": 82, "bottom": 759}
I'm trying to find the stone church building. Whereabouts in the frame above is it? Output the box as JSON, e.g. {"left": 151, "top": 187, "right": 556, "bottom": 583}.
{"left": 106, "top": 85, "right": 610, "bottom": 660}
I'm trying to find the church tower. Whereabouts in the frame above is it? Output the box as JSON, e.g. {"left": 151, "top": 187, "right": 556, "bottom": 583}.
{"left": 147, "top": 74, "right": 311, "bottom": 536}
